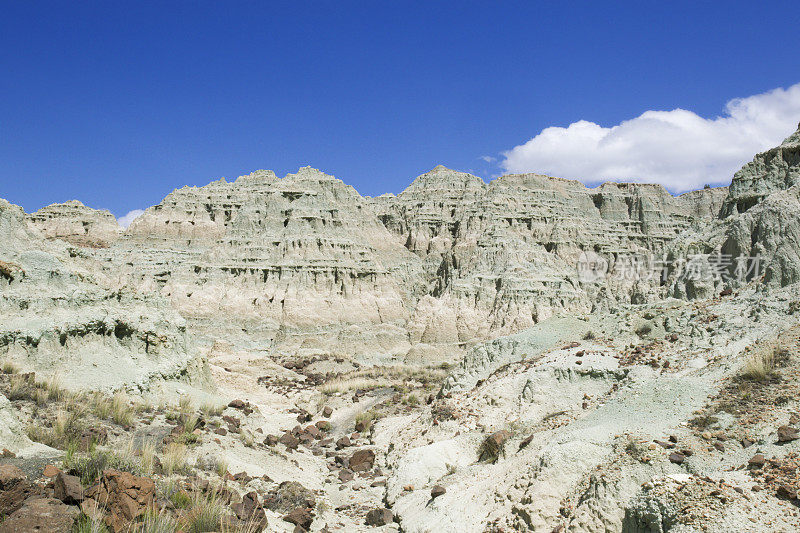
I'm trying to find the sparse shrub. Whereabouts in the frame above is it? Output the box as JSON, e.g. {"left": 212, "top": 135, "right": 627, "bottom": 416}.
{"left": 214, "top": 457, "right": 229, "bottom": 478}
{"left": 689, "top": 414, "right": 719, "bottom": 430}
{"left": 200, "top": 403, "right": 224, "bottom": 418}
{"left": 404, "top": 393, "right": 419, "bottom": 406}
{"left": 28, "top": 409, "right": 83, "bottom": 450}
{"left": 180, "top": 491, "right": 224, "bottom": 533}
{"left": 1, "top": 360, "right": 19, "bottom": 374}
{"left": 583, "top": 330, "right": 596, "bottom": 341}
{"left": 72, "top": 511, "right": 110, "bottom": 533}
{"left": 182, "top": 414, "right": 199, "bottom": 434}
{"left": 44, "top": 375, "right": 66, "bottom": 402}
{"left": 110, "top": 391, "right": 134, "bottom": 426}
{"left": 170, "top": 490, "right": 192, "bottom": 509}
{"left": 634, "top": 324, "right": 652, "bottom": 337}
{"left": 64, "top": 446, "right": 141, "bottom": 485}
{"left": 140, "top": 439, "right": 157, "bottom": 474}
{"left": 7, "top": 375, "right": 33, "bottom": 401}
{"left": 179, "top": 396, "right": 194, "bottom": 417}
{"left": 137, "top": 508, "right": 180, "bottom": 533}
{"left": 162, "top": 443, "right": 188, "bottom": 475}
{"left": 738, "top": 342, "right": 787, "bottom": 382}
{"left": 240, "top": 430, "right": 255, "bottom": 448}
{"left": 355, "top": 410, "right": 380, "bottom": 433}
{"left": 33, "top": 387, "right": 49, "bottom": 406}
{"left": 90, "top": 392, "right": 111, "bottom": 419}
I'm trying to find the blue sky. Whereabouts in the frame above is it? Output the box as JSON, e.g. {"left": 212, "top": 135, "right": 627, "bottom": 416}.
{"left": 2, "top": 1, "right": 800, "bottom": 220}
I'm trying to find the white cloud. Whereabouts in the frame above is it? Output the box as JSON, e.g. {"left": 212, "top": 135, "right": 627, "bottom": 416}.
{"left": 117, "top": 209, "right": 144, "bottom": 229}
{"left": 480, "top": 155, "right": 496, "bottom": 163}
{"left": 501, "top": 83, "right": 800, "bottom": 193}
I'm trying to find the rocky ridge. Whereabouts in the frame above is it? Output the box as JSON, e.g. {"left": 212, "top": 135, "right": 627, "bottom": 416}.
{"left": 1, "top": 125, "right": 800, "bottom": 532}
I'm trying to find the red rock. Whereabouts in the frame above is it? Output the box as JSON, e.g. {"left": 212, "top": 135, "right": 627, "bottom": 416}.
{"left": 365, "top": 507, "right": 393, "bottom": 526}
{"left": 322, "top": 406, "right": 333, "bottom": 418}
{"left": 748, "top": 454, "right": 766, "bottom": 468}
{"left": 349, "top": 449, "right": 375, "bottom": 472}
{"left": 668, "top": 452, "right": 685, "bottom": 464}
{"left": 0, "top": 464, "right": 40, "bottom": 516}
{"left": 0, "top": 497, "right": 79, "bottom": 533}
{"left": 777, "top": 426, "right": 798, "bottom": 442}
{"left": 0, "top": 464, "right": 25, "bottom": 488}
{"left": 42, "top": 465, "right": 61, "bottom": 478}
{"left": 87, "top": 469, "right": 155, "bottom": 532}
{"left": 283, "top": 507, "right": 313, "bottom": 529}
{"left": 279, "top": 431, "right": 300, "bottom": 450}
{"left": 228, "top": 399, "right": 246, "bottom": 409}
{"left": 54, "top": 472, "right": 84, "bottom": 504}
{"left": 777, "top": 484, "right": 797, "bottom": 500}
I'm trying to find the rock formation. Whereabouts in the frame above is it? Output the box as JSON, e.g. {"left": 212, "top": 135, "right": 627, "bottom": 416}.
{"left": 2, "top": 124, "right": 800, "bottom": 533}
{"left": 0, "top": 198, "right": 194, "bottom": 393}
{"left": 26, "top": 200, "right": 122, "bottom": 248}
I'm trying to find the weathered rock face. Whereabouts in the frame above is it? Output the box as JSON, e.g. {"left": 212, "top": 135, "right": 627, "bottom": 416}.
{"left": 106, "top": 167, "right": 424, "bottom": 358}
{"left": 26, "top": 200, "right": 122, "bottom": 248}
{"left": 371, "top": 167, "right": 727, "bottom": 347}
{"left": 722, "top": 123, "right": 800, "bottom": 217}
{"left": 9, "top": 125, "right": 800, "bottom": 362}
{"left": 0, "top": 198, "right": 195, "bottom": 391}
{"left": 666, "top": 123, "right": 800, "bottom": 296}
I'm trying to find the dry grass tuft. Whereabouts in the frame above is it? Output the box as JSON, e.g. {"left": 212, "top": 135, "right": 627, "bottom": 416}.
{"left": 110, "top": 391, "right": 134, "bottom": 426}
{"left": 137, "top": 508, "right": 180, "bottom": 533}
{"left": 200, "top": 402, "right": 224, "bottom": 418}
{"left": 179, "top": 490, "right": 225, "bottom": 533}
{"left": 1, "top": 360, "right": 20, "bottom": 374}
{"left": 162, "top": 442, "right": 188, "bottom": 475}
{"left": 318, "top": 364, "right": 448, "bottom": 395}
{"left": 738, "top": 341, "right": 789, "bottom": 382}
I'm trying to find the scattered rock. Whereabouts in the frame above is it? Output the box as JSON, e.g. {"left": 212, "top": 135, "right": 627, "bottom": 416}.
{"left": 349, "top": 449, "right": 375, "bottom": 472}
{"left": 42, "top": 465, "right": 61, "bottom": 478}
{"left": 228, "top": 399, "right": 246, "bottom": 409}
{"left": 365, "top": 507, "right": 394, "bottom": 526}
{"left": 777, "top": 425, "right": 798, "bottom": 443}
{"left": 264, "top": 481, "right": 315, "bottom": 514}
{"left": 668, "top": 452, "right": 685, "bottom": 465}
{"left": 431, "top": 485, "right": 446, "bottom": 499}
{"left": 283, "top": 507, "right": 313, "bottom": 530}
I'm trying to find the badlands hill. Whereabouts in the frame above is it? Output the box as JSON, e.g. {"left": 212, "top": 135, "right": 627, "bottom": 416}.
{"left": 0, "top": 125, "right": 799, "bottom": 532}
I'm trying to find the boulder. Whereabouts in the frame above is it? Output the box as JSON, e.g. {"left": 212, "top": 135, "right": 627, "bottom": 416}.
{"left": 87, "top": 469, "right": 155, "bottom": 532}
{"left": 231, "top": 491, "right": 266, "bottom": 525}
{"left": 431, "top": 485, "right": 446, "bottom": 498}
{"left": 0, "top": 497, "right": 80, "bottom": 533}
{"left": 283, "top": 507, "right": 313, "bottom": 529}
{"left": 54, "top": 472, "right": 84, "bottom": 504}
{"left": 280, "top": 431, "right": 300, "bottom": 450}
{"left": 349, "top": 449, "right": 375, "bottom": 472}
{"left": 777, "top": 425, "right": 798, "bottom": 442}
{"left": 0, "top": 464, "right": 39, "bottom": 516}
{"left": 264, "top": 481, "right": 315, "bottom": 514}
{"left": 365, "top": 507, "right": 394, "bottom": 526}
